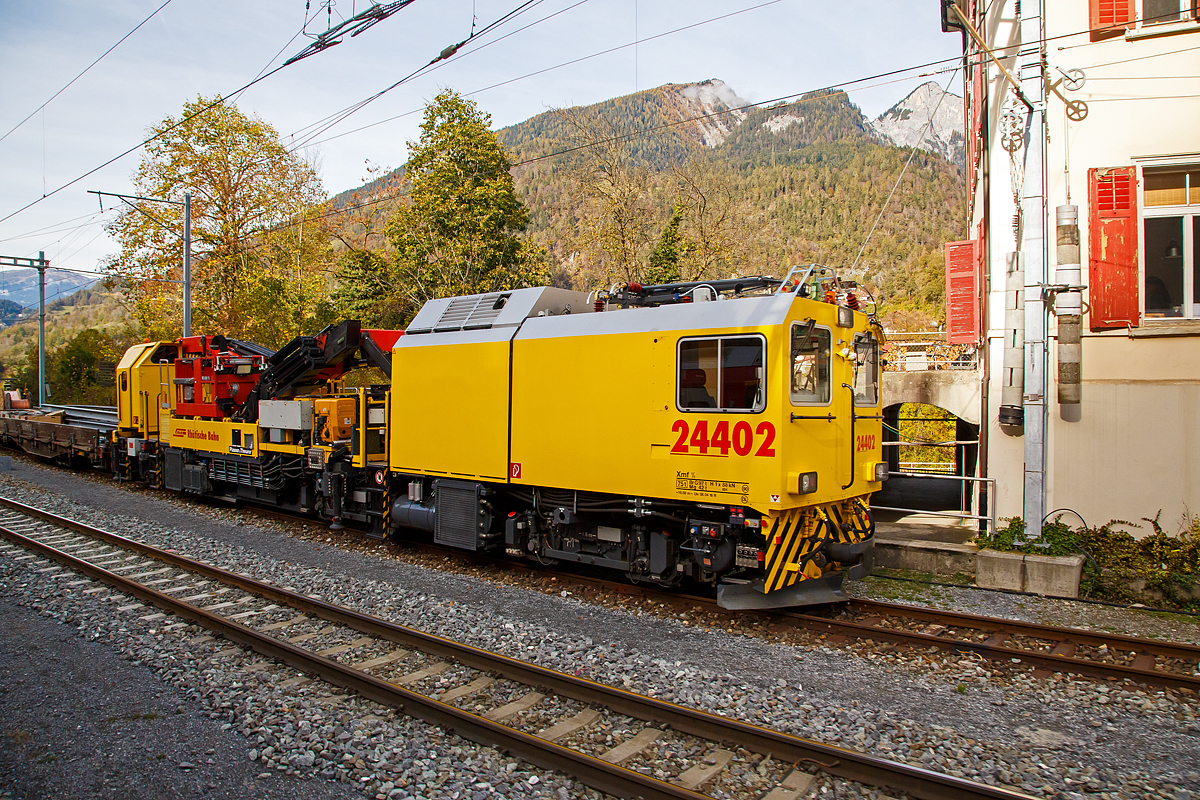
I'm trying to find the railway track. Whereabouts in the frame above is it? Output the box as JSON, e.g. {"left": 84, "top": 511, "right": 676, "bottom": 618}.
{"left": 797, "top": 599, "right": 1200, "bottom": 691}
{"left": 19, "top": 444, "right": 1198, "bottom": 694}
{"left": 0, "top": 495, "right": 1035, "bottom": 800}
{"left": 401, "top": 549, "right": 1200, "bottom": 693}
{"left": 27, "top": 457, "right": 1200, "bottom": 695}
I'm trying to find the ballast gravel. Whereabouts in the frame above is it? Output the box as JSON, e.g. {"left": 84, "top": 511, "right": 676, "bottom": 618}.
{"left": 0, "top": 458, "right": 1198, "bottom": 800}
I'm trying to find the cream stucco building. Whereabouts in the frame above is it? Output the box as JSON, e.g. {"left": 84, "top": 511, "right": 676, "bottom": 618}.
{"left": 945, "top": 0, "right": 1200, "bottom": 534}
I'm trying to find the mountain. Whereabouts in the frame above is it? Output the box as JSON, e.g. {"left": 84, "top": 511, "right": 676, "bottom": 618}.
{"left": 496, "top": 78, "right": 752, "bottom": 168}
{"left": 331, "top": 79, "right": 967, "bottom": 321}
{"left": 0, "top": 285, "right": 131, "bottom": 375}
{"left": 868, "top": 81, "right": 964, "bottom": 166}
{"left": 0, "top": 267, "right": 99, "bottom": 313}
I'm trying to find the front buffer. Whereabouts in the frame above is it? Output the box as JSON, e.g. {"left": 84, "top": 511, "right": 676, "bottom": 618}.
{"left": 717, "top": 499, "right": 875, "bottom": 610}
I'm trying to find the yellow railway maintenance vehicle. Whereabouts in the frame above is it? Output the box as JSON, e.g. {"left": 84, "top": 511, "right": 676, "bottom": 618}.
{"left": 389, "top": 266, "right": 885, "bottom": 609}
{"left": 102, "top": 267, "right": 883, "bottom": 610}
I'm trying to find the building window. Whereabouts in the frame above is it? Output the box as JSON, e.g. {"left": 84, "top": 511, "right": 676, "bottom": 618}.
{"left": 1142, "top": 0, "right": 1196, "bottom": 24}
{"left": 677, "top": 336, "right": 765, "bottom": 412}
{"left": 1142, "top": 168, "right": 1200, "bottom": 319}
{"left": 1089, "top": 0, "right": 1198, "bottom": 38}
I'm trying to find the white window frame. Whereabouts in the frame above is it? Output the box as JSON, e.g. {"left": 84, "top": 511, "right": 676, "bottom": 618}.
{"left": 1127, "top": 0, "right": 1200, "bottom": 38}
{"left": 1137, "top": 163, "right": 1200, "bottom": 320}
{"left": 676, "top": 334, "right": 767, "bottom": 414}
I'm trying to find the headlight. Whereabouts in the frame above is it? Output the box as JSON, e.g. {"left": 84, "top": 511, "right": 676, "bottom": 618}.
{"left": 874, "top": 462, "right": 888, "bottom": 482}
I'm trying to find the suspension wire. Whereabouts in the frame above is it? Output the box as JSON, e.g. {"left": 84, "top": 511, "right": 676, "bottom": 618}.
{"left": 849, "top": 67, "right": 961, "bottom": 273}
{"left": 0, "top": 0, "right": 176, "bottom": 145}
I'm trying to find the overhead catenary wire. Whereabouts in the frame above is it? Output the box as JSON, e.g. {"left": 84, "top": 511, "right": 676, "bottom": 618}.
{"left": 0, "top": 0, "right": 175, "bottom": 146}
{"left": 284, "top": 0, "right": 553, "bottom": 153}
{"left": 289, "top": 6, "right": 1185, "bottom": 154}
{"left": 305, "top": 0, "right": 780, "bottom": 149}
{"left": 139, "top": 26, "right": 1199, "bottom": 257}
{"left": 849, "top": 68, "right": 961, "bottom": 272}
{"left": 6, "top": 5, "right": 1192, "bottom": 251}
{"left": 0, "top": 0, "right": 427, "bottom": 227}
{"left": 227, "top": 1, "right": 336, "bottom": 105}
{"left": 212, "top": 63, "right": 994, "bottom": 249}
{"left": 0, "top": 212, "right": 106, "bottom": 245}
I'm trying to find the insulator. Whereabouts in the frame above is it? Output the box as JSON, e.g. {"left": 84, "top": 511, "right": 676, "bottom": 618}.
{"left": 845, "top": 292, "right": 860, "bottom": 310}
{"left": 824, "top": 289, "right": 837, "bottom": 304}
{"left": 594, "top": 298, "right": 604, "bottom": 312}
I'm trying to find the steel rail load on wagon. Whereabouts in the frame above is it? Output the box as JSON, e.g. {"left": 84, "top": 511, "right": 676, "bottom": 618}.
{"left": 3, "top": 265, "right": 886, "bottom": 610}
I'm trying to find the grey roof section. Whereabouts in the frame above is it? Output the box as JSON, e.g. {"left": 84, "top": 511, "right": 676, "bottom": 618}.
{"left": 406, "top": 286, "right": 803, "bottom": 339}
{"left": 515, "top": 292, "right": 800, "bottom": 341}
{"left": 406, "top": 287, "right": 593, "bottom": 334}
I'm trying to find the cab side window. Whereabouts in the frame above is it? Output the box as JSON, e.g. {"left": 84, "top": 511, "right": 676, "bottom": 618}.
{"left": 790, "top": 323, "right": 831, "bottom": 404}
{"left": 677, "top": 336, "right": 765, "bottom": 412}
{"left": 853, "top": 334, "right": 879, "bottom": 406}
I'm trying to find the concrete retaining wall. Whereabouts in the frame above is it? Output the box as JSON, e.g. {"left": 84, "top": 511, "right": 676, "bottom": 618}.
{"left": 874, "top": 538, "right": 1086, "bottom": 598}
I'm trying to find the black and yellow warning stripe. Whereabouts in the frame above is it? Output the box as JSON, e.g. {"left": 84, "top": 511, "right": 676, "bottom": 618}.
{"left": 761, "top": 507, "right": 821, "bottom": 593}
{"left": 760, "top": 495, "right": 874, "bottom": 594}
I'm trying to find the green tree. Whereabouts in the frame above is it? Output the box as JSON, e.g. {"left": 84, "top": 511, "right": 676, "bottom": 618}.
{"left": 645, "top": 204, "right": 688, "bottom": 285}
{"left": 2, "top": 329, "right": 118, "bottom": 405}
{"left": 52, "top": 328, "right": 118, "bottom": 404}
{"left": 104, "top": 96, "right": 334, "bottom": 345}
{"left": 337, "top": 90, "right": 544, "bottom": 327}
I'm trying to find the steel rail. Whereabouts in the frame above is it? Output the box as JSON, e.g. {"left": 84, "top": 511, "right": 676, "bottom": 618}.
{"left": 0, "top": 523, "right": 709, "bottom": 800}
{"left": 350, "top": 536, "right": 1200, "bottom": 690}
{"left": 781, "top": 610, "right": 1200, "bottom": 690}
{"left": 847, "top": 598, "right": 1200, "bottom": 662}
{"left": 0, "top": 497, "right": 1034, "bottom": 800}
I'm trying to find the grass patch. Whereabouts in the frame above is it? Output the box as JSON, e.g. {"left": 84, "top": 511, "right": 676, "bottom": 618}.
{"left": 5, "top": 730, "right": 31, "bottom": 745}
{"left": 860, "top": 568, "right": 974, "bottom": 599}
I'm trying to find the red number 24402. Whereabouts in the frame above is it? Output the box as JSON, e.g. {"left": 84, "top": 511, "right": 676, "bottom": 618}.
{"left": 671, "top": 419, "right": 775, "bottom": 457}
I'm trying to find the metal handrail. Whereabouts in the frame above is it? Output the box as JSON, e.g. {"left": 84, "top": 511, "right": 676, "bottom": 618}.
{"left": 876, "top": 472, "right": 996, "bottom": 535}
{"left": 882, "top": 440, "right": 979, "bottom": 447}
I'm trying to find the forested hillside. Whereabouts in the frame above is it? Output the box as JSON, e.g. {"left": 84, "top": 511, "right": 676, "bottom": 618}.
{"left": 492, "top": 86, "right": 966, "bottom": 320}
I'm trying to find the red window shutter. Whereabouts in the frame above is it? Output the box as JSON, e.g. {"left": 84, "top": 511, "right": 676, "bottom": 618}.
{"left": 976, "top": 217, "right": 986, "bottom": 336}
{"left": 945, "top": 239, "right": 980, "bottom": 344}
{"left": 1089, "top": 0, "right": 1134, "bottom": 39}
{"left": 1087, "top": 166, "right": 1139, "bottom": 331}
{"left": 967, "top": 67, "right": 983, "bottom": 189}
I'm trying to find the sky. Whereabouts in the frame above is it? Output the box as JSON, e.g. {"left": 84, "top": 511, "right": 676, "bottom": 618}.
{"left": 0, "top": 0, "right": 964, "bottom": 286}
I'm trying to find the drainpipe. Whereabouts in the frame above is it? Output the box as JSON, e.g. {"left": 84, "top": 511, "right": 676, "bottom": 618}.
{"left": 1055, "top": 205, "right": 1082, "bottom": 417}
{"left": 999, "top": 253, "right": 1025, "bottom": 428}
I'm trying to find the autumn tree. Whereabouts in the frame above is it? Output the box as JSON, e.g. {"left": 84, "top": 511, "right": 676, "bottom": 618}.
{"left": 336, "top": 91, "right": 544, "bottom": 327}
{"left": 558, "top": 109, "right": 657, "bottom": 286}
{"left": 669, "top": 158, "right": 746, "bottom": 280}
{"left": 104, "top": 96, "right": 336, "bottom": 346}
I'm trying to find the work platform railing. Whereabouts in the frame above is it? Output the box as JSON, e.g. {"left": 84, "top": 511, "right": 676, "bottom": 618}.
{"left": 882, "top": 331, "right": 978, "bottom": 372}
